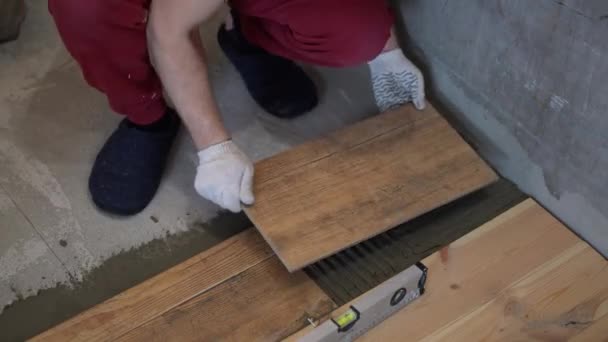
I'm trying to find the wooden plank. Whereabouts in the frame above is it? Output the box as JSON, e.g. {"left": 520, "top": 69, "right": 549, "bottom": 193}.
{"left": 416, "top": 243, "right": 608, "bottom": 341}
{"left": 32, "top": 229, "right": 275, "bottom": 342}
{"left": 245, "top": 104, "right": 498, "bottom": 271}
{"left": 119, "top": 257, "right": 336, "bottom": 342}
{"left": 285, "top": 199, "right": 608, "bottom": 341}
{"left": 356, "top": 199, "right": 608, "bottom": 341}
{"left": 570, "top": 309, "right": 608, "bottom": 341}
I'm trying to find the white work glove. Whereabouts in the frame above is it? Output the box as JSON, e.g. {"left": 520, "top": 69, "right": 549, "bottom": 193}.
{"left": 194, "top": 140, "right": 255, "bottom": 213}
{"left": 368, "top": 49, "right": 426, "bottom": 112}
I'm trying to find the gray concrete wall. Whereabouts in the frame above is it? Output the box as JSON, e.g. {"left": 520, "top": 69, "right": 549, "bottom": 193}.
{"left": 395, "top": 0, "right": 608, "bottom": 255}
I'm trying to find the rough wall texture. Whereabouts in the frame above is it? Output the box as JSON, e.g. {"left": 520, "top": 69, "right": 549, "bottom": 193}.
{"left": 396, "top": 0, "right": 608, "bottom": 255}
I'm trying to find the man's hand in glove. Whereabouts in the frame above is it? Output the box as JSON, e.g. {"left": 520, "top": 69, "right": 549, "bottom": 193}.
{"left": 369, "top": 49, "right": 426, "bottom": 112}
{"left": 195, "top": 140, "right": 255, "bottom": 213}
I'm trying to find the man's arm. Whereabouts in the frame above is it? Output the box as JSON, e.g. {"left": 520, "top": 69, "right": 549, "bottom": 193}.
{"left": 147, "top": 0, "right": 226, "bottom": 149}
{"left": 147, "top": 0, "right": 255, "bottom": 212}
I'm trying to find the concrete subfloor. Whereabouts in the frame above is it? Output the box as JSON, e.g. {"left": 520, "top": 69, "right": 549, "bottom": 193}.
{"left": 0, "top": 1, "right": 380, "bottom": 339}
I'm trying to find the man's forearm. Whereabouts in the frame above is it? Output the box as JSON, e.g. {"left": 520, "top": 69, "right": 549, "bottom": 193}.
{"left": 147, "top": 2, "right": 228, "bottom": 150}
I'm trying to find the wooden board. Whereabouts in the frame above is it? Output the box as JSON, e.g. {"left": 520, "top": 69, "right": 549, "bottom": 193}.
{"left": 34, "top": 229, "right": 336, "bottom": 342}
{"left": 119, "top": 257, "right": 335, "bottom": 342}
{"left": 288, "top": 200, "right": 608, "bottom": 341}
{"left": 33, "top": 229, "right": 275, "bottom": 341}
{"left": 570, "top": 313, "right": 608, "bottom": 342}
{"left": 245, "top": 104, "right": 498, "bottom": 271}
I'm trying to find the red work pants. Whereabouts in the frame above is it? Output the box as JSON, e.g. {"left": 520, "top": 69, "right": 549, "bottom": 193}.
{"left": 48, "top": 0, "right": 393, "bottom": 124}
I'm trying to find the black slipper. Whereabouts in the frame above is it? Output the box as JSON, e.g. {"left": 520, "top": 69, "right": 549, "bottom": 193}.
{"left": 217, "top": 16, "right": 318, "bottom": 118}
{"left": 89, "top": 110, "right": 180, "bottom": 216}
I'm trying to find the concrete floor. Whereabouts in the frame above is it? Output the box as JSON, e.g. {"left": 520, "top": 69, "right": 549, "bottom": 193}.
{"left": 0, "top": 0, "right": 379, "bottom": 328}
